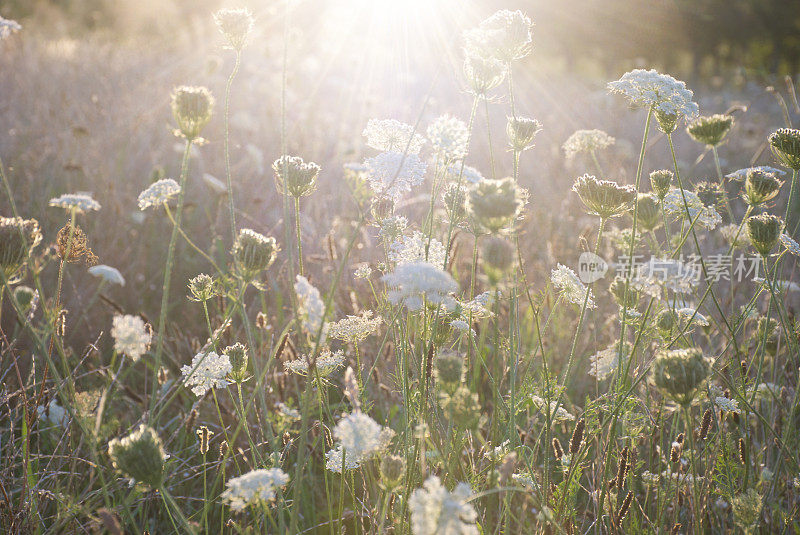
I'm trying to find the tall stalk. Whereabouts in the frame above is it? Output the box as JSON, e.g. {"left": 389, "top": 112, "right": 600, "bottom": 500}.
{"left": 223, "top": 50, "right": 242, "bottom": 244}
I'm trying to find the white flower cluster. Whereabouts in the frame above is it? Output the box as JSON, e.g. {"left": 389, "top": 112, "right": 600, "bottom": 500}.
{"left": 111, "top": 314, "right": 151, "bottom": 361}
{"left": 608, "top": 69, "right": 699, "bottom": 119}
{"left": 328, "top": 311, "right": 382, "bottom": 343}
{"left": 427, "top": 114, "right": 469, "bottom": 161}
{"left": 221, "top": 468, "right": 289, "bottom": 512}
{"left": 48, "top": 193, "right": 101, "bottom": 213}
{"left": 137, "top": 178, "right": 181, "bottom": 210}
{"left": 781, "top": 233, "right": 800, "bottom": 256}
{"left": 662, "top": 189, "right": 722, "bottom": 230}
{"left": 383, "top": 262, "right": 459, "bottom": 311}
{"left": 675, "top": 307, "right": 710, "bottom": 327}
{"left": 389, "top": 231, "right": 447, "bottom": 269}
{"left": 294, "top": 275, "right": 328, "bottom": 341}
{"left": 284, "top": 349, "right": 344, "bottom": 377}
{"left": 446, "top": 164, "right": 484, "bottom": 184}
{"left": 181, "top": 351, "right": 232, "bottom": 397}
{"left": 530, "top": 395, "right": 575, "bottom": 422}
{"left": 88, "top": 264, "right": 125, "bottom": 286}
{"left": 363, "top": 119, "right": 426, "bottom": 154}
{"left": 725, "top": 166, "right": 785, "bottom": 181}
{"left": 588, "top": 344, "right": 628, "bottom": 380}
{"left": 464, "top": 9, "right": 532, "bottom": 63}
{"left": 714, "top": 396, "right": 741, "bottom": 414}
{"left": 632, "top": 257, "right": 700, "bottom": 296}
{"left": 37, "top": 399, "right": 69, "bottom": 428}
{"left": 325, "top": 411, "right": 394, "bottom": 472}
{"left": 562, "top": 129, "right": 615, "bottom": 159}
{"left": 550, "top": 264, "right": 595, "bottom": 309}
{"left": 365, "top": 151, "right": 428, "bottom": 200}
{"left": 0, "top": 16, "right": 21, "bottom": 39}
{"left": 409, "top": 476, "right": 478, "bottom": 535}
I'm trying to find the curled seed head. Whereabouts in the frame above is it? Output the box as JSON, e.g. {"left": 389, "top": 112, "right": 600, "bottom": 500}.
{"left": 700, "top": 408, "right": 713, "bottom": 440}
{"left": 570, "top": 418, "right": 585, "bottom": 455}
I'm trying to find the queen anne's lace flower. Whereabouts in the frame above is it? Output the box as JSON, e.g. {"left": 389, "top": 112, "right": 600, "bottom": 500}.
{"left": 295, "top": 275, "right": 327, "bottom": 339}
{"left": 588, "top": 344, "right": 629, "bottom": 380}
{"left": 49, "top": 193, "right": 101, "bottom": 213}
{"left": 551, "top": 264, "right": 595, "bottom": 309}
{"left": 608, "top": 69, "right": 699, "bottom": 119}
{"left": 221, "top": 468, "right": 289, "bottom": 511}
{"left": 676, "top": 307, "right": 710, "bottom": 327}
{"left": 464, "top": 9, "right": 532, "bottom": 63}
{"left": 530, "top": 395, "right": 575, "bottom": 422}
{"left": 363, "top": 119, "right": 425, "bottom": 154}
{"left": 328, "top": 312, "right": 382, "bottom": 343}
{"left": 389, "top": 231, "right": 447, "bottom": 269}
{"left": 181, "top": 351, "right": 232, "bottom": 396}
{"left": 284, "top": 349, "right": 345, "bottom": 377}
{"left": 428, "top": 115, "right": 469, "bottom": 161}
{"left": 780, "top": 233, "right": 800, "bottom": 256}
{"left": 726, "top": 166, "right": 786, "bottom": 181}
{"left": 88, "top": 264, "right": 126, "bottom": 286}
{"left": 563, "top": 129, "right": 615, "bottom": 159}
{"left": 111, "top": 314, "right": 151, "bottom": 361}
{"left": 0, "top": 16, "right": 21, "bottom": 39}
{"left": 714, "top": 396, "right": 741, "bottom": 414}
{"left": 137, "top": 179, "right": 181, "bottom": 210}
{"left": 325, "top": 411, "right": 394, "bottom": 472}
{"left": 446, "top": 164, "right": 484, "bottom": 184}
{"left": 365, "top": 152, "right": 427, "bottom": 199}
{"left": 662, "top": 189, "right": 722, "bottom": 230}
{"left": 383, "top": 262, "right": 459, "bottom": 311}
{"left": 409, "top": 476, "right": 478, "bottom": 535}
{"left": 632, "top": 257, "right": 700, "bottom": 296}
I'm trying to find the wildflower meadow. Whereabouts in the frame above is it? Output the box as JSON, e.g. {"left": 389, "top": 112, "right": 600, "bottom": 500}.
{"left": 3, "top": 1, "right": 800, "bottom": 533}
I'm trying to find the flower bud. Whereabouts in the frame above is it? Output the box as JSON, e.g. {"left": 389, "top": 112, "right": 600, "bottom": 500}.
{"left": 649, "top": 170, "right": 673, "bottom": 200}
{"left": 686, "top": 114, "right": 734, "bottom": 147}
{"left": 188, "top": 273, "right": 217, "bottom": 302}
{"left": 743, "top": 169, "right": 782, "bottom": 206}
{"left": 107, "top": 425, "right": 167, "bottom": 489}
{"left": 651, "top": 348, "right": 711, "bottom": 405}
{"left": 609, "top": 277, "right": 638, "bottom": 308}
{"left": 171, "top": 86, "right": 214, "bottom": 141}
{"left": 379, "top": 454, "right": 406, "bottom": 490}
{"left": 572, "top": 174, "right": 635, "bottom": 220}
{"left": 768, "top": 128, "right": 800, "bottom": 170}
{"left": 635, "top": 193, "right": 661, "bottom": 232}
{"left": 467, "top": 177, "right": 527, "bottom": 233}
{"left": 214, "top": 8, "right": 254, "bottom": 51}
{"left": 272, "top": 155, "right": 321, "bottom": 197}
{"left": 746, "top": 213, "right": 783, "bottom": 256}
{"left": 223, "top": 342, "right": 249, "bottom": 383}
{"left": 232, "top": 229, "right": 278, "bottom": 278}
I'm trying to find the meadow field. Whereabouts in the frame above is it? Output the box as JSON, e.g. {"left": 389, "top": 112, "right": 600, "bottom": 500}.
{"left": 2, "top": 1, "right": 800, "bottom": 533}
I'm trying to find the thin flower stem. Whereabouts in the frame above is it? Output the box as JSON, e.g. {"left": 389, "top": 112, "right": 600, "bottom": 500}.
{"left": 294, "top": 196, "right": 304, "bottom": 277}
{"left": 224, "top": 50, "right": 242, "bottom": 244}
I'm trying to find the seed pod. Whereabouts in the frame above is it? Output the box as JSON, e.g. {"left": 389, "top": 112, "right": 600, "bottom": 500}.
{"left": 570, "top": 418, "right": 585, "bottom": 455}
{"left": 617, "top": 446, "right": 629, "bottom": 486}
{"left": 552, "top": 437, "right": 564, "bottom": 461}
{"left": 670, "top": 443, "right": 680, "bottom": 464}
{"left": 700, "top": 408, "right": 713, "bottom": 439}
{"left": 616, "top": 490, "right": 633, "bottom": 524}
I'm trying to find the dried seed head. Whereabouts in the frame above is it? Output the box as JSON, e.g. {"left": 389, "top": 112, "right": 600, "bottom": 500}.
{"left": 56, "top": 223, "right": 97, "bottom": 265}
{"left": 219, "top": 440, "right": 229, "bottom": 459}
{"left": 506, "top": 116, "right": 542, "bottom": 152}
{"left": 617, "top": 446, "right": 629, "bottom": 486}
{"left": 745, "top": 213, "right": 784, "bottom": 256}
{"left": 0, "top": 216, "right": 41, "bottom": 283}
{"left": 232, "top": 228, "right": 278, "bottom": 279}
{"left": 572, "top": 174, "right": 635, "bottom": 220}
{"left": 669, "top": 442, "right": 681, "bottom": 464}
{"left": 695, "top": 181, "right": 725, "bottom": 213}
{"left": 616, "top": 490, "right": 633, "bottom": 524}
{"left": 570, "top": 418, "right": 585, "bottom": 455}
{"left": 171, "top": 86, "right": 213, "bottom": 141}
{"left": 769, "top": 128, "right": 800, "bottom": 170}
{"left": 649, "top": 169, "right": 673, "bottom": 200}
{"left": 272, "top": 155, "right": 321, "bottom": 198}
{"left": 743, "top": 169, "right": 782, "bottom": 206}
{"left": 700, "top": 408, "right": 713, "bottom": 439}
{"left": 552, "top": 437, "right": 564, "bottom": 460}
{"left": 686, "top": 114, "right": 734, "bottom": 147}
{"left": 196, "top": 425, "right": 214, "bottom": 454}
{"left": 738, "top": 437, "right": 746, "bottom": 465}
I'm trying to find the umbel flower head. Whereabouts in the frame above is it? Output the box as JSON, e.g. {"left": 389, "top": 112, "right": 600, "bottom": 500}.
{"left": 214, "top": 8, "right": 254, "bottom": 51}
{"left": 111, "top": 314, "right": 151, "bottom": 362}
{"left": 232, "top": 228, "right": 278, "bottom": 278}
{"left": 434, "top": 350, "right": 465, "bottom": 393}
{"left": 649, "top": 169, "right": 673, "bottom": 200}
{"left": 768, "top": 128, "right": 800, "bottom": 170}
{"left": 634, "top": 193, "right": 662, "bottom": 232}
{"left": 0, "top": 16, "right": 22, "bottom": 39}
{"left": 464, "top": 9, "right": 533, "bottom": 63}
{"left": 506, "top": 116, "right": 542, "bottom": 152}
{"left": 49, "top": 193, "right": 101, "bottom": 214}
{"left": 221, "top": 468, "right": 289, "bottom": 512}
{"left": 409, "top": 476, "right": 478, "bottom": 535}
{"left": 463, "top": 53, "right": 506, "bottom": 96}
{"left": 551, "top": 264, "right": 595, "bottom": 309}
{"left": 137, "top": 178, "right": 181, "bottom": 210}
{"left": 743, "top": 169, "right": 783, "bottom": 206}
{"left": 427, "top": 114, "right": 469, "bottom": 161}
{"left": 695, "top": 181, "right": 726, "bottom": 212}
{"left": 607, "top": 69, "right": 698, "bottom": 124}
{"left": 467, "top": 177, "right": 527, "bottom": 233}
{"left": 651, "top": 348, "right": 711, "bottom": 405}
{"left": 188, "top": 273, "right": 217, "bottom": 302}
{"left": 379, "top": 454, "right": 406, "bottom": 491}
{"left": 56, "top": 223, "right": 98, "bottom": 265}
{"left": 223, "top": 342, "right": 249, "bottom": 383}
{"left": 171, "top": 86, "right": 214, "bottom": 141}
{"left": 107, "top": 425, "right": 167, "bottom": 489}
{"left": 686, "top": 114, "right": 734, "bottom": 147}
{"left": 746, "top": 213, "right": 784, "bottom": 256}
{"left": 562, "top": 129, "right": 615, "bottom": 159}
{"left": 325, "top": 411, "right": 394, "bottom": 472}
{"left": 442, "top": 182, "right": 468, "bottom": 223}
{"left": 272, "top": 155, "right": 321, "bottom": 197}
{"left": 0, "top": 216, "right": 41, "bottom": 283}
{"left": 363, "top": 118, "right": 426, "bottom": 154}
{"left": 383, "top": 262, "right": 458, "bottom": 312}
{"left": 181, "top": 351, "right": 232, "bottom": 397}
{"left": 572, "top": 174, "right": 635, "bottom": 219}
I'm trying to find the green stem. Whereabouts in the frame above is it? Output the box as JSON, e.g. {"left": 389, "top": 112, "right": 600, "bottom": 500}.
{"left": 224, "top": 51, "right": 242, "bottom": 244}
{"left": 294, "top": 196, "right": 304, "bottom": 277}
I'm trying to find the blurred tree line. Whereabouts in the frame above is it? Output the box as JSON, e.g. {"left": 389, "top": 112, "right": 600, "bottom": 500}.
{"left": 4, "top": 0, "right": 800, "bottom": 77}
